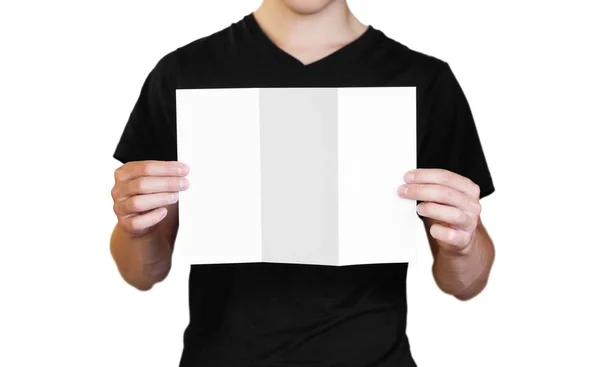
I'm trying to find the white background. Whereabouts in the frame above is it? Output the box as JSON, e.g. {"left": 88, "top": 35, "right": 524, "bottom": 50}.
{"left": 1, "top": 1, "right": 598, "bottom": 366}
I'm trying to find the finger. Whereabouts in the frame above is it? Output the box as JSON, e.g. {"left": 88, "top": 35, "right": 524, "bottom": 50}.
{"left": 114, "top": 192, "right": 179, "bottom": 216}
{"left": 429, "top": 223, "right": 472, "bottom": 255}
{"left": 404, "top": 169, "right": 480, "bottom": 198}
{"left": 118, "top": 207, "right": 168, "bottom": 235}
{"left": 116, "top": 176, "right": 189, "bottom": 199}
{"left": 115, "top": 161, "right": 189, "bottom": 182}
{"left": 416, "top": 202, "right": 474, "bottom": 231}
{"left": 398, "top": 183, "right": 473, "bottom": 212}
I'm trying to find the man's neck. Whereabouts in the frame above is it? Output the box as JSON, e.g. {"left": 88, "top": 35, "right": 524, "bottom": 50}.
{"left": 253, "top": 0, "right": 367, "bottom": 64}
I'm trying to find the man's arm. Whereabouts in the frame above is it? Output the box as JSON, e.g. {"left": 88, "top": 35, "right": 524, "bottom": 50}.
{"left": 110, "top": 203, "right": 179, "bottom": 291}
{"left": 109, "top": 160, "right": 188, "bottom": 290}
{"left": 424, "top": 216, "right": 495, "bottom": 300}
{"left": 411, "top": 62, "right": 495, "bottom": 299}
{"left": 399, "top": 168, "right": 495, "bottom": 300}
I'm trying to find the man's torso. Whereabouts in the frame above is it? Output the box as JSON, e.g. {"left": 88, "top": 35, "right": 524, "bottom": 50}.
{"left": 144, "top": 14, "right": 450, "bottom": 367}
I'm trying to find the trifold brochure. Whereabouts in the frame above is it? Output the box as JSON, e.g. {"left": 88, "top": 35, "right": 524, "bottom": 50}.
{"left": 176, "top": 87, "right": 417, "bottom": 266}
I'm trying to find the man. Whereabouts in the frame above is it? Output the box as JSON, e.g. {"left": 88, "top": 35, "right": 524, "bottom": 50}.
{"left": 110, "top": 0, "right": 496, "bottom": 365}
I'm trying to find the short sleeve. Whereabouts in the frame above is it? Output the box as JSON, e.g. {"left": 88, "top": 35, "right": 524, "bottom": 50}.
{"left": 113, "top": 52, "right": 178, "bottom": 164}
{"left": 418, "top": 62, "right": 495, "bottom": 199}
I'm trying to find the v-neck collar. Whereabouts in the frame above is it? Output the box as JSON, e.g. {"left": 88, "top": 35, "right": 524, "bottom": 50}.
{"left": 244, "top": 13, "right": 378, "bottom": 72}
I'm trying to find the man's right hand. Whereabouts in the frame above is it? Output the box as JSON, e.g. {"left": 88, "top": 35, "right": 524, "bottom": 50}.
{"left": 111, "top": 160, "right": 190, "bottom": 237}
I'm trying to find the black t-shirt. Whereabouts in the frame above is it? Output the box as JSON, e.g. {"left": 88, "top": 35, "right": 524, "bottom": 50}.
{"left": 114, "top": 13, "right": 494, "bottom": 367}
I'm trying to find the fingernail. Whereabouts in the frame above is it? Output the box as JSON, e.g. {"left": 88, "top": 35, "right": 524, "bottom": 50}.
{"left": 179, "top": 179, "right": 189, "bottom": 189}
{"left": 398, "top": 185, "right": 408, "bottom": 196}
{"left": 178, "top": 163, "right": 189, "bottom": 175}
{"left": 171, "top": 192, "right": 179, "bottom": 203}
{"left": 404, "top": 171, "right": 415, "bottom": 182}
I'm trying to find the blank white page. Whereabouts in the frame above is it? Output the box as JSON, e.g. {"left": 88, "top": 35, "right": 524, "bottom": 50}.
{"left": 337, "top": 87, "right": 417, "bottom": 265}
{"left": 259, "top": 88, "right": 339, "bottom": 265}
{"left": 176, "top": 88, "right": 262, "bottom": 264}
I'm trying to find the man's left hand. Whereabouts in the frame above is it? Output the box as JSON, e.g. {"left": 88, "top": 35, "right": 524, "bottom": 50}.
{"left": 397, "top": 168, "right": 482, "bottom": 256}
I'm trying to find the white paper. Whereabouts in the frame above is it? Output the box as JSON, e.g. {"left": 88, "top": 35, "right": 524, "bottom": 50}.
{"left": 176, "top": 87, "right": 417, "bottom": 266}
